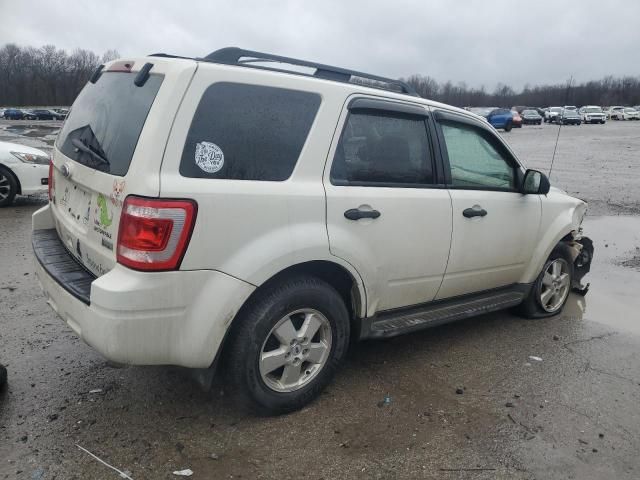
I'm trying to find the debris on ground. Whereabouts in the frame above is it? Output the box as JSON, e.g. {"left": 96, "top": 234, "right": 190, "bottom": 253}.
{"left": 528, "top": 356, "right": 543, "bottom": 362}
{"left": 89, "top": 388, "right": 103, "bottom": 394}
{"left": 209, "top": 453, "right": 219, "bottom": 460}
{"left": 455, "top": 388, "right": 464, "bottom": 395}
{"left": 377, "top": 394, "right": 392, "bottom": 407}
{"left": 76, "top": 444, "right": 134, "bottom": 479}
{"left": 172, "top": 469, "right": 194, "bottom": 477}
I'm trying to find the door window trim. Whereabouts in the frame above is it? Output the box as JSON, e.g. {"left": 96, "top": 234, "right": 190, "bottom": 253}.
{"left": 329, "top": 97, "right": 445, "bottom": 189}
{"left": 433, "top": 109, "right": 524, "bottom": 192}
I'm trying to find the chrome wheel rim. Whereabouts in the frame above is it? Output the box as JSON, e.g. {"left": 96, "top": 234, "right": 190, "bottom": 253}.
{"left": 540, "top": 258, "right": 571, "bottom": 312}
{"left": 0, "top": 174, "right": 10, "bottom": 201}
{"left": 259, "top": 308, "right": 332, "bottom": 393}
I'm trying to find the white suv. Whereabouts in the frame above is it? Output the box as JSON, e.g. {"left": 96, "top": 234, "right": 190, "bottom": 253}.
{"left": 32, "top": 48, "right": 593, "bottom": 414}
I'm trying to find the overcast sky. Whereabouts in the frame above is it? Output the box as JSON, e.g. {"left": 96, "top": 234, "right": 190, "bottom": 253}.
{"left": 1, "top": 0, "right": 638, "bottom": 90}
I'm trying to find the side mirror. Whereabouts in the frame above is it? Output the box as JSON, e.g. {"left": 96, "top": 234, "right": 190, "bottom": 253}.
{"left": 522, "top": 169, "right": 550, "bottom": 195}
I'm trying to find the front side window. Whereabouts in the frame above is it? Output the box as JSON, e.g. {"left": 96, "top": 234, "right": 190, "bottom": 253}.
{"left": 440, "top": 121, "right": 516, "bottom": 190}
{"left": 180, "top": 83, "right": 321, "bottom": 181}
{"left": 330, "top": 111, "right": 433, "bottom": 186}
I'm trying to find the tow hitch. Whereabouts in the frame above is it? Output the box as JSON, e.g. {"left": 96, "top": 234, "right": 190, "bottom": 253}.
{"left": 568, "top": 236, "right": 594, "bottom": 296}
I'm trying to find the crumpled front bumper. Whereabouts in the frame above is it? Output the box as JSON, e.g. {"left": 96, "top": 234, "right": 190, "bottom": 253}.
{"left": 566, "top": 233, "right": 594, "bottom": 295}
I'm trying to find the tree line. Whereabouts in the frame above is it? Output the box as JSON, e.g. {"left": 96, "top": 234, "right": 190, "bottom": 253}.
{"left": 0, "top": 44, "right": 119, "bottom": 106}
{"left": 2, "top": 43, "right": 640, "bottom": 108}
{"left": 404, "top": 74, "right": 640, "bottom": 108}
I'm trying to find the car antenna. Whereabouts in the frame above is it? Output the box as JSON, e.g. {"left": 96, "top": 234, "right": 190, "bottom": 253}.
{"left": 549, "top": 75, "right": 573, "bottom": 180}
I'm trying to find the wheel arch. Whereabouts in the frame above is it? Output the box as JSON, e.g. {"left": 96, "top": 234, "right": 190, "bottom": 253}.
{"left": 0, "top": 163, "right": 21, "bottom": 195}
{"left": 520, "top": 220, "right": 577, "bottom": 284}
{"left": 208, "top": 259, "right": 367, "bottom": 379}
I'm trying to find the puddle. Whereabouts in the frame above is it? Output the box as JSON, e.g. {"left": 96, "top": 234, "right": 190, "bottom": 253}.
{"left": 569, "top": 215, "right": 640, "bottom": 334}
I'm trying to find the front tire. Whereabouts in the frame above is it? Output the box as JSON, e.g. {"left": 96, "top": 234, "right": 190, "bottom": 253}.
{"left": 225, "top": 275, "right": 350, "bottom": 414}
{"left": 517, "top": 243, "right": 574, "bottom": 319}
{"left": 504, "top": 121, "right": 513, "bottom": 132}
{"left": 0, "top": 167, "right": 18, "bottom": 207}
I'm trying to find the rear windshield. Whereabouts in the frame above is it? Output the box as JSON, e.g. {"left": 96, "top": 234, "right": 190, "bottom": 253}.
{"left": 56, "top": 72, "right": 163, "bottom": 176}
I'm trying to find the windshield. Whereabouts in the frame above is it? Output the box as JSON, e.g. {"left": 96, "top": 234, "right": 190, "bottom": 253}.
{"left": 56, "top": 72, "right": 163, "bottom": 176}
{"left": 624, "top": 108, "right": 637, "bottom": 113}
{"left": 585, "top": 107, "right": 602, "bottom": 113}
{"left": 523, "top": 110, "right": 538, "bottom": 115}
{"left": 551, "top": 107, "right": 562, "bottom": 112}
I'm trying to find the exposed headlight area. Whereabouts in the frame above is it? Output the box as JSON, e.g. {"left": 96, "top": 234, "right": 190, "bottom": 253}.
{"left": 10, "top": 151, "right": 50, "bottom": 165}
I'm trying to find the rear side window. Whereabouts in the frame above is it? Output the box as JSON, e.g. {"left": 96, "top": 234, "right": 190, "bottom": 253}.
{"left": 57, "top": 72, "right": 163, "bottom": 176}
{"left": 180, "top": 83, "right": 321, "bottom": 181}
{"left": 330, "top": 111, "right": 434, "bottom": 186}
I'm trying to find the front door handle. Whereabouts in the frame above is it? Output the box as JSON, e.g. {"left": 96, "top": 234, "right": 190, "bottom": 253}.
{"left": 344, "top": 208, "right": 381, "bottom": 221}
{"left": 462, "top": 206, "right": 487, "bottom": 218}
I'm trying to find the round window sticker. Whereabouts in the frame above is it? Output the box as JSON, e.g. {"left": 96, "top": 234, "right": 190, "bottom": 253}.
{"left": 194, "top": 141, "right": 224, "bottom": 173}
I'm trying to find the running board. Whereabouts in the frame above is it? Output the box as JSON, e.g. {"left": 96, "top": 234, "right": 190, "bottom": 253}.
{"left": 360, "top": 285, "right": 530, "bottom": 340}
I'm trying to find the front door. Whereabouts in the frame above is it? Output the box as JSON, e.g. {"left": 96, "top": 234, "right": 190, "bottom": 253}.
{"left": 324, "top": 98, "right": 453, "bottom": 315}
{"left": 433, "top": 112, "right": 541, "bottom": 299}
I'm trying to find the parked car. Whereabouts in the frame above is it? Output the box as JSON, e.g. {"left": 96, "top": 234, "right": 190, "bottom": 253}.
{"left": 32, "top": 47, "right": 594, "bottom": 414}
{"left": 31, "top": 109, "right": 65, "bottom": 120}
{"left": 22, "top": 109, "right": 37, "bottom": 120}
{"left": 52, "top": 108, "right": 69, "bottom": 118}
{"left": 555, "top": 109, "right": 582, "bottom": 125}
{"left": 607, "top": 106, "right": 625, "bottom": 120}
{"left": 511, "top": 110, "right": 523, "bottom": 128}
{"left": 544, "top": 107, "right": 563, "bottom": 123}
{"left": 3, "top": 108, "right": 25, "bottom": 120}
{"left": 0, "top": 141, "right": 50, "bottom": 206}
{"left": 485, "top": 108, "right": 515, "bottom": 131}
{"left": 521, "top": 109, "right": 542, "bottom": 125}
{"left": 579, "top": 106, "right": 606, "bottom": 124}
{"left": 617, "top": 107, "right": 640, "bottom": 120}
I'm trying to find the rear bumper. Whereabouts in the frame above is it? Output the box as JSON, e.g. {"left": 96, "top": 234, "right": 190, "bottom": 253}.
{"left": 32, "top": 204, "right": 255, "bottom": 368}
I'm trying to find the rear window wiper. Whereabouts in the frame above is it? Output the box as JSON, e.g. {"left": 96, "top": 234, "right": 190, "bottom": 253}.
{"left": 71, "top": 138, "right": 110, "bottom": 166}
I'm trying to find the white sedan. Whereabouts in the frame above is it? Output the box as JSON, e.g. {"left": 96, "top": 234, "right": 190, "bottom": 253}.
{"left": 0, "top": 141, "right": 50, "bottom": 206}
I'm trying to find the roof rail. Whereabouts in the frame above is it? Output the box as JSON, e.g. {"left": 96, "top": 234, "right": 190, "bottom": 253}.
{"left": 201, "top": 47, "right": 419, "bottom": 97}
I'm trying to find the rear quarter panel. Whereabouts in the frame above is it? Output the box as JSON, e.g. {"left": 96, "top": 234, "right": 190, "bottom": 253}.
{"left": 161, "top": 64, "right": 366, "bottom": 312}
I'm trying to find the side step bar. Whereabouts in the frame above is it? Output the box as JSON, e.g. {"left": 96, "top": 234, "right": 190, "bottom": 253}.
{"left": 360, "top": 285, "right": 531, "bottom": 340}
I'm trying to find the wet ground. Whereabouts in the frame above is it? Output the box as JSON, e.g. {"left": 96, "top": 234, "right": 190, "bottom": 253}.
{"left": 1, "top": 120, "right": 639, "bottom": 479}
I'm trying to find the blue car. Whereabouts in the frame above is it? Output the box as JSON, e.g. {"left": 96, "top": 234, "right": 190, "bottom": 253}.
{"left": 468, "top": 107, "right": 514, "bottom": 131}
{"left": 485, "top": 108, "right": 514, "bottom": 131}
{"left": 3, "top": 108, "right": 25, "bottom": 120}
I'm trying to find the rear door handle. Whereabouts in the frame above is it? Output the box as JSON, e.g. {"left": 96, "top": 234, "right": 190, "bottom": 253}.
{"left": 462, "top": 206, "right": 487, "bottom": 218}
{"left": 344, "top": 208, "right": 381, "bottom": 220}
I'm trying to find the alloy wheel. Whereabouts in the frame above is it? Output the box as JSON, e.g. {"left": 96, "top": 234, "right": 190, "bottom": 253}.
{"left": 539, "top": 258, "right": 571, "bottom": 313}
{"left": 0, "top": 174, "right": 11, "bottom": 201}
{"left": 259, "top": 308, "right": 332, "bottom": 393}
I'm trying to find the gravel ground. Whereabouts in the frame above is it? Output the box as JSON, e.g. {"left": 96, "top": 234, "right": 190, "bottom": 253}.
{"left": 1, "top": 119, "right": 639, "bottom": 480}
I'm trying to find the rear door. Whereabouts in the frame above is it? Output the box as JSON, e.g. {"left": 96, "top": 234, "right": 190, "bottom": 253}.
{"left": 49, "top": 58, "right": 197, "bottom": 276}
{"left": 432, "top": 109, "right": 541, "bottom": 299}
{"left": 324, "top": 97, "right": 452, "bottom": 315}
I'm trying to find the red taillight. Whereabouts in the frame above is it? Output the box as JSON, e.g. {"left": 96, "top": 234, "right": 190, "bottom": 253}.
{"left": 116, "top": 196, "right": 197, "bottom": 271}
{"left": 48, "top": 161, "right": 54, "bottom": 201}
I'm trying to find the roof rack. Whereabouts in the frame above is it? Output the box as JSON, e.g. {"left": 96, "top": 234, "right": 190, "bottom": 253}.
{"left": 199, "top": 47, "right": 419, "bottom": 97}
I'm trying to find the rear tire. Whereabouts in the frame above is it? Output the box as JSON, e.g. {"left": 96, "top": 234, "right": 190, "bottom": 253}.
{"left": 517, "top": 243, "right": 574, "bottom": 319}
{"left": 224, "top": 275, "right": 350, "bottom": 415}
{"left": 0, "top": 167, "right": 18, "bottom": 207}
